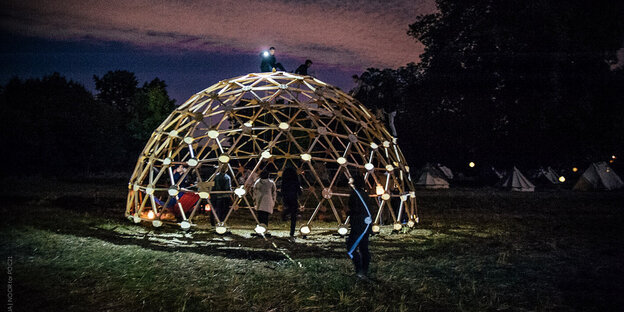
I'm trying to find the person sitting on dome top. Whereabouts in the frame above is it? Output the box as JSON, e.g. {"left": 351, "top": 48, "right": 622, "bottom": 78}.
{"left": 294, "top": 59, "right": 313, "bottom": 75}
{"left": 260, "top": 47, "right": 286, "bottom": 72}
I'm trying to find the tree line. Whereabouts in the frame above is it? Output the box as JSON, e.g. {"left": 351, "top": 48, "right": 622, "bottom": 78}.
{"left": 0, "top": 70, "right": 175, "bottom": 177}
{"left": 354, "top": 0, "right": 624, "bottom": 171}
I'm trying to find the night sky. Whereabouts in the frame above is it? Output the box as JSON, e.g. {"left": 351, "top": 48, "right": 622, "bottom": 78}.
{"left": 0, "top": 0, "right": 435, "bottom": 103}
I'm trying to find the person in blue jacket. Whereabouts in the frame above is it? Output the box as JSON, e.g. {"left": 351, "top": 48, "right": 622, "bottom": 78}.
{"left": 346, "top": 173, "right": 373, "bottom": 278}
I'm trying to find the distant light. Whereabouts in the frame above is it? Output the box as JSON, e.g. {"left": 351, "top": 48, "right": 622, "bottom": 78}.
{"left": 337, "top": 225, "right": 348, "bottom": 236}
{"left": 261, "top": 150, "right": 272, "bottom": 159}
{"left": 381, "top": 193, "right": 390, "bottom": 200}
{"left": 572, "top": 167, "right": 578, "bottom": 172}
{"left": 407, "top": 220, "right": 415, "bottom": 228}
{"left": 207, "top": 130, "right": 219, "bottom": 139}
{"left": 263, "top": 51, "right": 270, "bottom": 57}
{"left": 147, "top": 210, "right": 155, "bottom": 219}
{"left": 218, "top": 154, "right": 230, "bottom": 163}
{"left": 187, "top": 158, "right": 198, "bottom": 167}
{"left": 372, "top": 225, "right": 381, "bottom": 233}
{"left": 278, "top": 122, "right": 290, "bottom": 130}
{"left": 612, "top": 155, "right": 617, "bottom": 159}
{"left": 301, "top": 153, "right": 312, "bottom": 161}
{"left": 337, "top": 157, "right": 347, "bottom": 165}
{"left": 216, "top": 225, "right": 227, "bottom": 234}
{"left": 255, "top": 224, "right": 267, "bottom": 234}
{"left": 234, "top": 187, "right": 246, "bottom": 197}
{"left": 386, "top": 164, "right": 394, "bottom": 172}
{"left": 300, "top": 225, "right": 311, "bottom": 235}
{"left": 393, "top": 223, "right": 402, "bottom": 231}
{"left": 609, "top": 159, "right": 614, "bottom": 164}
{"left": 469, "top": 162, "right": 475, "bottom": 168}
{"left": 152, "top": 220, "right": 162, "bottom": 227}
{"left": 370, "top": 142, "right": 378, "bottom": 149}
{"left": 365, "top": 163, "right": 374, "bottom": 171}
{"left": 559, "top": 176, "right": 566, "bottom": 183}
{"left": 180, "top": 221, "right": 191, "bottom": 230}
{"left": 606, "top": 169, "right": 610, "bottom": 173}
{"left": 375, "top": 184, "right": 385, "bottom": 196}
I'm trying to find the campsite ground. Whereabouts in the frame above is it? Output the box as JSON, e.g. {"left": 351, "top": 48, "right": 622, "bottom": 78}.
{"left": 1, "top": 177, "right": 623, "bottom": 312}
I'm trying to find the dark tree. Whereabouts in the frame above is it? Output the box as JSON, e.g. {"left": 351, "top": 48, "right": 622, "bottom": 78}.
{"left": 94, "top": 70, "right": 139, "bottom": 114}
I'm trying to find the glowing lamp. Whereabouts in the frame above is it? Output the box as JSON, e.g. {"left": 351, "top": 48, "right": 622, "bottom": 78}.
{"left": 261, "top": 150, "right": 272, "bottom": 159}
{"left": 218, "top": 154, "right": 230, "bottom": 163}
{"left": 410, "top": 191, "right": 416, "bottom": 198}
{"left": 381, "top": 193, "right": 391, "bottom": 201}
{"left": 255, "top": 224, "right": 267, "bottom": 234}
{"left": 168, "top": 187, "right": 179, "bottom": 196}
{"left": 407, "top": 220, "right": 415, "bottom": 228}
{"left": 469, "top": 162, "right": 475, "bottom": 168}
{"left": 207, "top": 130, "right": 219, "bottom": 139}
{"left": 199, "top": 192, "right": 210, "bottom": 199}
{"left": 382, "top": 141, "right": 391, "bottom": 148}
{"left": 146, "top": 187, "right": 154, "bottom": 195}
{"left": 400, "top": 194, "right": 408, "bottom": 202}
{"left": 337, "top": 157, "right": 347, "bottom": 165}
{"left": 234, "top": 187, "right": 246, "bottom": 197}
{"left": 370, "top": 142, "right": 379, "bottom": 149}
{"left": 572, "top": 167, "right": 578, "bottom": 172}
{"left": 364, "top": 163, "right": 374, "bottom": 171}
{"left": 263, "top": 51, "right": 270, "bottom": 57}
{"left": 372, "top": 225, "right": 380, "bottom": 233}
{"left": 393, "top": 223, "right": 402, "bottom": 231}
{"left": 204, "top": 204, "right": 211, "bottom": 211}
{"left": 301, "top": 153, "right": 312, "bottom": 161}
{"left": 278, "top": 122, "right": 290, "bottom": 130}
{"left": 180, "top": 221, "right": 191, "bottom": 230}
{"left": 613, "top": 155, "right": 617, "bottom": 159}
{"left": 375, "top": 184, "right": 385, "bottom": 196}
{"left": 386, "top": 164, "right": 394, "bottom": 172}
{"left": 152, "top": 220, "right": 162, "bottom": 228}
{"left": 187, "top": 158, "right": 198, "bottom": 167}
{"left": 337, "top": 225, "right": 348, "bottom": 236}
{"left": 243, "top": 122, "right": 253, "bottom": 128}
{"left": 183, "top": 137, "right": 193, "bottom": 144}
{"left": 300, "top": 225, "right": 311, "bottom": 235}
{"left": 147, "top": 210, "right": 155, "bottom": 219}
{"left": 216, "top": 225, "right": 228, "bottom": 234}
{"left": 559, "top": 176, "right": 565, "bottom": 183}
{"left": 169, "top": 130, "right": 178, "bottom": 137}
{"left": 163, "top": 157, "right": 172, "bottom": 165}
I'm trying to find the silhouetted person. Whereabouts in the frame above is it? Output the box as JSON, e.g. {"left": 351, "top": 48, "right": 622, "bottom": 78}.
{"left": 294, "top": 59, "right": 313, "bottom": 75}
{"left": 281, "top": 167, "right": 302, "bottom": 240}
{"left": 253, "top": 170, "right": 276, "bottom": 226}
{"left": 211, "top": 166, "right": 232, "bottom": 223}
{"left": 346, "top": 173, "right": 373, "bottom": 279}
{"left": 260, "top": 47, "right": 286, "bottom": 72}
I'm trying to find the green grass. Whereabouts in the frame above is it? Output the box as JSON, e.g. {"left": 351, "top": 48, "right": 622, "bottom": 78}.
{"left": 1, "top": 179, "right": 623, "bottom": 311}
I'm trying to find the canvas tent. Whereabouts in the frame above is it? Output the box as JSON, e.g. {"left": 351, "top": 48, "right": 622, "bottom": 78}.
{"left": 415, "top": 164, "right": 450, "bottom": 189}
{"left": 499, "top": 167, "right": 535, "bottom": 192}
{"left": 436, "top": 163, "right": 454, "bottom": 180}
{"left": 573, "top": 162, "right": 623, "bottom": 191}
{"left": 532, "top": 167, "right": 561, "bottom": 185}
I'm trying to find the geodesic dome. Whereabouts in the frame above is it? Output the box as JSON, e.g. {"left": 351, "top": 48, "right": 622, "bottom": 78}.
{"left": 126, "top": 72, "right": 418, "bottom": 233}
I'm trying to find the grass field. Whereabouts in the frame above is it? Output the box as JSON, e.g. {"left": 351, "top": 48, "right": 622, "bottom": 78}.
{"left": 1, "top": 177, "right": 623, "bottom": 311}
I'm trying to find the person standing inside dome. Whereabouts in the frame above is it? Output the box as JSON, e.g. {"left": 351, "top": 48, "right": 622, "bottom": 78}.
{"left": 281, "top": 167, "right": 302, "bottom": 240}
{"left": 253, "top": 170, "right": 277, "bottom": 227}
{"left": 260, "top": 47, "right": 286, "bottom": 72}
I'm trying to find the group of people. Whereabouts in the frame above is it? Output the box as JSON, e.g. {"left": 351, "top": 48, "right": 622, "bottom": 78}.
{"left": 212, "top": 167, "right": 372, "bottom": 279}
{"left": 260, "top": 46, "right": 313, "bottom": 76}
